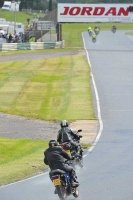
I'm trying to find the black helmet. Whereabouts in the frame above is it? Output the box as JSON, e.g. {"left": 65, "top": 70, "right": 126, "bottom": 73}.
{"left": 49, "top": 140, "right": 58, "bottom": 147}
{"left": 60, "top": 120, "right": 68, "bottom": 128}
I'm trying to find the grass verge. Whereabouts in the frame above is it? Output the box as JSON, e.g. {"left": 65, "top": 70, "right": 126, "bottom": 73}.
{"left": 0, "top": 54, "right": 95, "bottom": 121}
{"left": 0, "top": 137, "right": 48, "bottom": 186}
{"left": 0, "top": 137, "right": 91, "bottom": 186}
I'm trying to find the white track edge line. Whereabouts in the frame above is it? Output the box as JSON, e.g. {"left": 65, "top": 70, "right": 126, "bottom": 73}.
{"left": 82, "top": 33, "right": 103, "bottom": 154}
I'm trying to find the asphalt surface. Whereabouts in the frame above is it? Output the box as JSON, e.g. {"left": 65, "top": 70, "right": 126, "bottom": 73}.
{"left": 1, "top": 30, "right": 133, "bottom": 200}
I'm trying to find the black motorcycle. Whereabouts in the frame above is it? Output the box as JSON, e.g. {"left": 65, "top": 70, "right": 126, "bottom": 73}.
{"left": 61, "top": 129, "right": 83, "bottom": 168}
{"left": 112, "top": 27, "right": 117, "bottom": 33}
{"left": 51, "top": 161, "right": 79, "bottom": 200}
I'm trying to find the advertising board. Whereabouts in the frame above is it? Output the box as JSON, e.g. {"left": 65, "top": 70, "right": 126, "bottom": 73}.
{"left": 37, "top": 21, "right": 56, "bottom": 30}
{"left": 58, "top": 3, "right": 133, "bottom": 23}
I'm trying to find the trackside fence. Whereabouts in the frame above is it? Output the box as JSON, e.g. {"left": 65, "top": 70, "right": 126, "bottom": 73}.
{"left": 0, "top": 41, "right": 65, "bottom": 51}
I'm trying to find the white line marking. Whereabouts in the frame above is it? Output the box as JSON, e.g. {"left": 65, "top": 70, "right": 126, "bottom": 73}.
{"left": 0, "top": 171, "right": 49, "bottom": 188}
{"left": 82, "top": 33, "right": 103, "bottom": 153}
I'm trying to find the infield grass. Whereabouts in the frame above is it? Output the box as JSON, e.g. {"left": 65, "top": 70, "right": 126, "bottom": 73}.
{"left": 0, "top": 54, "right": 95, "bottom": 121}
{"left": 0, "top": 137, "right": 48, "bottom": 185}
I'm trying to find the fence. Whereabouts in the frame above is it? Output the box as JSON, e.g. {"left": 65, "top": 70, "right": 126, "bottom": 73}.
{"left": 0, "top": 41, "right": 64, "bottom": 51}
{"left": 21, "top": 9, "right": 46, "bottom": 14}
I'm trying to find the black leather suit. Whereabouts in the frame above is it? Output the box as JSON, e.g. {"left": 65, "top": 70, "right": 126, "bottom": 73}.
{"left": 44, "top": 146, "right": 77, "bottom": 180}
{"left": 57, "top": 127, "right": 81, "bottom": 154}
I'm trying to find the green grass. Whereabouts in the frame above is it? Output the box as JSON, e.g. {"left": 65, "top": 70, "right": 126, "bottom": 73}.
{"left": 0, "top": 54, "right": 95, "bottom": 121}
{"left": 0, "top": 48, "right": 83, "bottom": 56}
{"left": 0, "top": 8, "right": 45, "bottom": 27}
{"left": 0, "top": 137, "right": 48, "bottom": 185}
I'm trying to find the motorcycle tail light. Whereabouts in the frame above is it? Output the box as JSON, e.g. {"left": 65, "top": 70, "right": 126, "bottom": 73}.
{"left": 62, "top": 143, "right": 66, "bottom": 147}
{"left": 52, "top": 175, "right": 59, "bottom": 180}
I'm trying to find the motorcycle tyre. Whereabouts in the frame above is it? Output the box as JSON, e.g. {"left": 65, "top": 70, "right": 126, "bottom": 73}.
{"left": 56, "top": 185, "right": 67, "bottom": 200}
{"left": 72, "top": 188, "right": 79, "bottom": 198}
{"left": 112, "top": 29, "right": 116, "bottom": 33}
{"left": 92, "top": 38, "right": 96, "bottom": 43}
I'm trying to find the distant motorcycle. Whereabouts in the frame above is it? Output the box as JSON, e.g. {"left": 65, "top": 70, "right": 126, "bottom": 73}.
{"left": 51, "top": 160, "right": 79, "bottom": 200}
{"left": 112, "top": 26, "right": 117, "bottom": 33}
{"left": 88, "top": 30, "right": 93, "bottom": 37}
{"left": 89, "top": 31, "right": 93, "bottom": 36}
{"left": 94, "top": 29, "right": 100, "bottom": 35}
{"left": 61, "top": 129, "right": 83, "bottom": 169}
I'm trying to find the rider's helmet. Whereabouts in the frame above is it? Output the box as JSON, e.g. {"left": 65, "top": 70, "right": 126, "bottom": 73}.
{"left": 60, "top": 120, "right": 69, "bottom": 128}
{"left": 49, "top": 140, "right": 58, "bottom": 147}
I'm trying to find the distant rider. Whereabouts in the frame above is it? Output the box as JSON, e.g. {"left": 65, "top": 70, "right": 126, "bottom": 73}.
{"left": 112, "top": 25, "right": 117, "bottom": 30}
{"left": 94, "top": 25, "right": 100, "bottom": 35}
{"left": 57, "top": 120, "right": 82, "bottom": 156}
{"left": 88, "top": 26, "right": 92, "bottom": 32}
{"left": 92, "top": 32, "right": 97, "bottom": 39}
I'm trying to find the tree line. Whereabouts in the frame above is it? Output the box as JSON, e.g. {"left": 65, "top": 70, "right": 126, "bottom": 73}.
{"left": 0, "top": 0, "right": 133, "bottom": 11}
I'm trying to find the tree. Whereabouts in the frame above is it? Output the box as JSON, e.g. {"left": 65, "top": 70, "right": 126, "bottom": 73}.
{"left": 49, "top": 0, "right": 52, "bottom": 11}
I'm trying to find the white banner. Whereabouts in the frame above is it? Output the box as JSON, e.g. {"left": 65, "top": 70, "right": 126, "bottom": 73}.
{"left": 58, "top": 3, "right": 133, "bottom": 22}
{"left": 37, "top": 21, "right": 56, "bottom": 30}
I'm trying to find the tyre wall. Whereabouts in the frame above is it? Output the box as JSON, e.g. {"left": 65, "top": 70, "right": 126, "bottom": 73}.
{"left": 0, "top": 41, "right": 64, "bottom": 51}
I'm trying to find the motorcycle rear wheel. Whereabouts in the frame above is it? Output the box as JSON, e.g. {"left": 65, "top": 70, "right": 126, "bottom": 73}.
{"left": 112, "top": 29, "right": 116, "bottom": 33}
{"left": 92, "top": 38, "right": 96, "bottom": 43}
{"left": 73, "top": 188, "right": 79, "bottom": 198}
{"left": 56, "top": 185, "right": 67, "bottom": 200}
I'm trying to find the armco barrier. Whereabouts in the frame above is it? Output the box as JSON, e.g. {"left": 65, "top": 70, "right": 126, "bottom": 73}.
{"left": 0, "top": 41, "right": 64, "bottom": 51}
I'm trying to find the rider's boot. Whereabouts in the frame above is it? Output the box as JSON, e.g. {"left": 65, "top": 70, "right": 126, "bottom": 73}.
{"left": 71, "top": 171, "right": 79, "bottom": 187}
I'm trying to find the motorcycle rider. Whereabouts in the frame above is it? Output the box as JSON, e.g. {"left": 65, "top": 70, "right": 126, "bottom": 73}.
{"left": 57, "top": 120, "right": 82, "bottom": 156}
{"left": 112, "top": 25, "right": 117, "bottom": 30}
{"left": 88, "top": 26, "right": 92, "bottom": 32}
{"left": 92, "top": 32, "right": 97, "bottom": 40}
{"left": 44, "top": 140, "right": 79, "bottom": 192}
{"left": 94, "top": 25, "right": 100, "bottom": 35}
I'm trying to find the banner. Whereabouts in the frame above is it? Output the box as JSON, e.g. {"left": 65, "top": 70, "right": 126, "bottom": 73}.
{"left": 58, "top": 3, "right": 133, "bottom": 22}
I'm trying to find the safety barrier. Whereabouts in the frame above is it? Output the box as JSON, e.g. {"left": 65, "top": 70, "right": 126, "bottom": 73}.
{"left": 0, "top": 41, "right": 64, "bottom": 51}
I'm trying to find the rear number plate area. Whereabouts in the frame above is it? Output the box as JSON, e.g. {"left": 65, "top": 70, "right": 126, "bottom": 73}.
{"left": 53, "top": 179, "right": 60, "bottom": 186}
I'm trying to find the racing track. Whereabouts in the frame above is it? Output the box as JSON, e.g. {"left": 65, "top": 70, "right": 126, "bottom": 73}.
{"left": 1, "top": 30, "right": 133, "bottom": 200}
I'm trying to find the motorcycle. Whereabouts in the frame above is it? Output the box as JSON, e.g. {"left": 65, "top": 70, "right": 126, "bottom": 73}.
{"left": 112, "top": 28, "right": 116, "bottom": 33}
{"left": 94, "top": 29, "right": 100, "bottom": 35}
{"left": 61, "top": 129, "right": 83, "bottom": 168}
{"left": 89, "top": 31, "right": 93, "bottom": 36}
{"left": 51, "top": 160, "right": 79, "bottom": 200}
